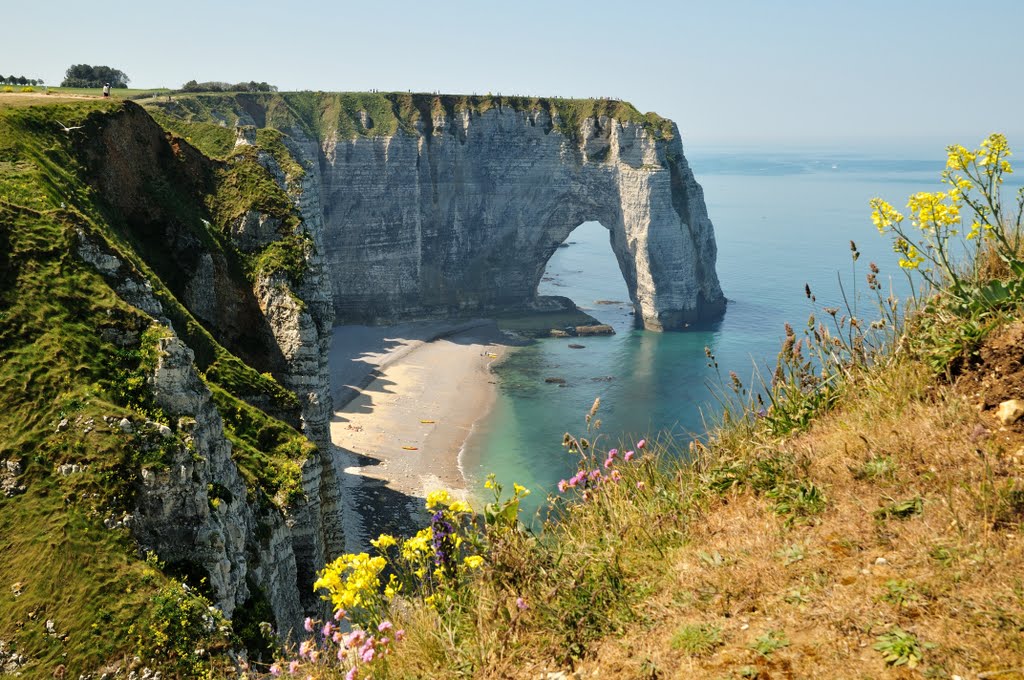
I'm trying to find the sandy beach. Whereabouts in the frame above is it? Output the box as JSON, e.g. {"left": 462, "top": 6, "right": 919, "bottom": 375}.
{"left": 328, "top": 320, "right": 512, "bottom": 549}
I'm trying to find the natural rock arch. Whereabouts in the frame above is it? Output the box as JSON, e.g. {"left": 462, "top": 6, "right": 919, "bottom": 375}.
{"left": 308, "top": 104, "right": 725, "bottom": 330}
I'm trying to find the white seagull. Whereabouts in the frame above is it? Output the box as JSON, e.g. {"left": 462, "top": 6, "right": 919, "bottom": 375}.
{"left": 57, "top": 121, "right": 84, "bottom": 133}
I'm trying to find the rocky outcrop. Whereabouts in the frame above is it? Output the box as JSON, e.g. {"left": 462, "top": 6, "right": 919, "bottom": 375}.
{"left": 76, "top": 104, "right": 344, "bottom": 620}
{"left": 310, "top": 102, "right": 725, "bottom": 330}
{"left": 74, "top": 229, "right": 307, "bottom": 636}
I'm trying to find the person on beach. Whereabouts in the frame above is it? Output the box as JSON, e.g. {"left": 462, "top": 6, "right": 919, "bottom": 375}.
{"left": 102, "top": 83, "right": 110, "bottom": 97}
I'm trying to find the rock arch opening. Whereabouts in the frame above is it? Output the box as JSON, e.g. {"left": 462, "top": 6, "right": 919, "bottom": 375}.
{"left": 537, "top": 221, "right": 636, "bottom": 329}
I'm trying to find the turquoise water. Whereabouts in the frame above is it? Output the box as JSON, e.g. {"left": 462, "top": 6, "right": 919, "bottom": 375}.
{"left": 459, "top": 150, "right": 978, "bottom": 514}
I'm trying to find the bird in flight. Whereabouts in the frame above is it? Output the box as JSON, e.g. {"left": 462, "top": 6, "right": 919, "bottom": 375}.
{"left": 57, "top": 121, "right": 84, "bottom": 133}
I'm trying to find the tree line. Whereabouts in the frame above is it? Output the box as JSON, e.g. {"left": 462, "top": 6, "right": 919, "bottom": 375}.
{"left": 2, "top": 74, "right": 44, "bottom": 86}
{"left": 179, "top": 80, "right": 277, "bottom": 93}
{"left": 61, "top": 64, "right": 130, "bottom": 88}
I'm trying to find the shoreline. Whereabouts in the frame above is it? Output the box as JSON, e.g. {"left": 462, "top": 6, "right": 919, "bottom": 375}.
{"left": 327, "top": 320, "right": 512, "bottom": 550}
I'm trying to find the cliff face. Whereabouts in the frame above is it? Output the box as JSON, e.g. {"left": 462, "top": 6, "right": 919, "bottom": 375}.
{"left": 317, "top": 107, "right": 723, "bottom": 329}
{"left": 68, "top": 103, "right": 340, "bottom": 634}
{"left": 154, "top": 93, "right": 726, "bottom": 330}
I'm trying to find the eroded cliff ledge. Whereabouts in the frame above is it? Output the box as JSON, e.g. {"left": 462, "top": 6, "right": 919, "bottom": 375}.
{"left": 151, "top": 93, "right": 726, "bottom": 330}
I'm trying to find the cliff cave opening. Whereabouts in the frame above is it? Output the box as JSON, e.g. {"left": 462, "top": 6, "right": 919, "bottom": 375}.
{"left": 536, "top": 221, "right": 635, "bottom": 329}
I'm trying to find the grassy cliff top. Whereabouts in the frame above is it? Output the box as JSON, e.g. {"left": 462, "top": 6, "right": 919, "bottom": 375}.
{"left": 140, "top": 91, "right": 676, "bottom": 154}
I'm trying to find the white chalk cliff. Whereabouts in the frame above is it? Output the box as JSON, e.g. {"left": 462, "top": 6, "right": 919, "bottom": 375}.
{"left": 199, "top": 94, "right": 726, "bottom": 329}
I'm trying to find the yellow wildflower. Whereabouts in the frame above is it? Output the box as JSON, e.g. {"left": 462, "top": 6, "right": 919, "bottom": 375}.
{"left": 513, "top": 483, "right": 530, "bottom": 497}
{"left": 425, "top": 489, "right": 451, "bottom": 510}
{"left": 869, "top": 198, "right": 904, "bottom": 233}
{"left": 402, "top": 527, "right": 433, "bottom": 559}
{"left": 371, "top": 533, "right": 397, "bottom": 549}
{"left": 463, "top": 555, "right": 484, "bottom": 569}
{"left": 448, "top": 500, "right": 472, "bottom": 513}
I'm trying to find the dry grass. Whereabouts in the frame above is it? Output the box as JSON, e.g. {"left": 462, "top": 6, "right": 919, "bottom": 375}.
{"left": 568, "top": 358, "right": 1024, "bottom": 679}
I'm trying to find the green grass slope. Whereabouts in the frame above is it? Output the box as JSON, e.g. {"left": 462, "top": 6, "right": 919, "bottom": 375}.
{"left": 0, "top": 98, "right": 316, "bottom": 676}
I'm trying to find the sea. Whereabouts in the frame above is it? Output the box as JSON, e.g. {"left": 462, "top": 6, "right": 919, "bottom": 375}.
{"left": 459, "top": 146, "right": 1011, "bottom": 516}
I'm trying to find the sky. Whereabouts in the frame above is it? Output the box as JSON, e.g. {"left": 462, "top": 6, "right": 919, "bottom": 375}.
{"left": 3, "top": 0, "right": 1022, "bottom": 152}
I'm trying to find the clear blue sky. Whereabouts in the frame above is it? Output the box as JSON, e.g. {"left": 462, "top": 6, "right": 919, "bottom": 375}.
{"left": 3, "top": 0, "right": 1022, "bottom": 152}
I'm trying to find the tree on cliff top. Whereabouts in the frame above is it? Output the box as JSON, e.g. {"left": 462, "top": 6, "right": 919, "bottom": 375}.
{"left": 61, "top": 64, "right": 129, "bottom": 88}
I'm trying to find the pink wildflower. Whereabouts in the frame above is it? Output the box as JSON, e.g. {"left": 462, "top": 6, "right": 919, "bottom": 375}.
{"left": 343, "top": 630, "right": 365, "bottom": 649}
{"left": 588, "top": 469, "right": 602, "bottom": 482}
{"left": 624, "top": 450, "right": 635, "bottom": 462}
{"left": 337, "top": 646, "right": 346, "bottom": 661}
{"left": 346, "top": 668, "right": 358, "bottom": 680}
{"left": 334, "top": 608, "right": 346, "bottom": 621}
{"left": 303, "top": 617, "right": 314, "bottom": 633}
{"left": 395, "top": 629, "right": 406, "bottom": 641}
{"left": 557, "top": 479, "right": 569, "bottom": 493}
{"left": 603, "top": 457, "right": 615, "bottom": 469}
{"left": 269, "top": 663, "right": 282, "bottom": 677}
{"left": 516, "top": 596, "right": 528, "bottom": 611}
{"left": 308, "top": 650, "right": 319, "bottom": 664}
{"left": 298, "top": 639, "right": 315, "bottom": 659}
{"left": 378, "top": 620, "right": 393, "bottom": 633}
{"left": 322, "top": 621, "right": 335, "bottom": 638}
{"left": 607, "top": 448, "right": 618, "bottom": 459}
{"left": 636, "top": 481, "right": 646, "bottom": 490}
{"left": 610, "top": 470, "right": 622, "bottom": 482}
{"left": 289, "top": 660, "right": 300, "bottom": 674}
{"left": 637, "top": 439, "right": 646, "bottom": 449}
{"left": 333, "top": 631, "right": 344, "bottom": 645}
{"left": 360, "top": 644, "right": 376, "bottom": 663}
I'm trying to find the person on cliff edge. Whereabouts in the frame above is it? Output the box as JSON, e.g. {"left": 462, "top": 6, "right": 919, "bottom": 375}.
{"left": 102, "top": 83, "right": 111, "bottom": 97}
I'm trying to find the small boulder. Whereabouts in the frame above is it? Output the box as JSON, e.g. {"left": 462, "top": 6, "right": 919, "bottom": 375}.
{"left": 544, "top": 377, "right": 566, "bottom": 384}
{"left": 996, "top": 399, "right": 1024, "bottom": 425}
{"left": 56, "top": 418, "right": 69, "bottom": 432}
{"left": 118, "top": 418, "right": 134, "bottom": 434}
